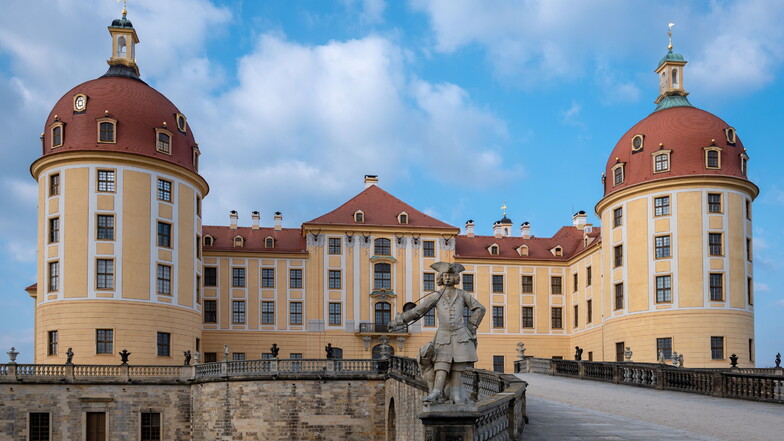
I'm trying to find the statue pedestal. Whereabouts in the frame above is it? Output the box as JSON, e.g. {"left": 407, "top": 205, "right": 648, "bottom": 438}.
{"left": 418, "top": 403, "right": 481, "bottom": 441}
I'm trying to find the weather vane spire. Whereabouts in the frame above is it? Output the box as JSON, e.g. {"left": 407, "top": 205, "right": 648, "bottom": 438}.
{"left": 118, "top": 0, "right": 128, "bottom": 17}
{"left": 501, "top": 202, "right": 507, "bottom": 217}
{"left": 667, "top": 22, "right": 675, "bottom": 51}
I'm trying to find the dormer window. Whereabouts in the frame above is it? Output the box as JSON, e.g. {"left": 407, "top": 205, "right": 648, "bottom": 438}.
{"left": 203, "top": 235, "right": 213, "bottom": 247}
{"left": 740, "top": 153, "right": 748, "bottom": 176}
{"left": 725, "top": 127, "right": 736, "bottom": 144}
{"left": 550, "top": 246, "right": 563, "bottom": 257}
{"left": 612, "top": 163, "right": 625, "bottom": 186}
{"left": 398, "top": 212, "right": 408, "bottom": 224}
{"left": 233, "top": 235, "right": 244, "bottom": 248}
{"left": 73, "top": 94, "right": 87, "bottom": 112}
{"left": 652, "top": 150, "right": 671, "bottom": 173}
{"left": 156, "top": 128, "right": 173, "bottom": 155}
{"left": 489, "top": 244, "right": 499, "bottom": 255}
{"left": 354, "top": 210, "right": 364, "bottom": 223}
{"left": 265, "top": 237, "right": 275, "bottom": 248}
{"left": 51, "top": 123, "right": 64, "bottom": 148}
{"left": 705, "top": 147, "right": 721, "bottom": 169}
{"left": 97, "top": 118, "right": 117, "bottom": 143}
{"left": 176, "top": 113, "right": 187, "bottom": 133}
{"left": 192, "top": 145, "right": 200, "bottom": 171}
{"left": 631, "top": 134, "right": 644, "bottom": 152}
{"left": 517, "top": 245, "right": 529, "bottom": 257}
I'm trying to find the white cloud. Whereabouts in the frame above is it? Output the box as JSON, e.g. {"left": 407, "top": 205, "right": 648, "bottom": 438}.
{"left": 755, "top": 282, "right": 770, "bottom": 293}
{"left": 343, "top": 0, "right": 387, "bottom": 24}
{"left": 559, "top": 101, "right": 584, "bottom": 127}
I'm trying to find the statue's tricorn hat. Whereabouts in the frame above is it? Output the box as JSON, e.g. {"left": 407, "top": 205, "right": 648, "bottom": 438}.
{"left": 430, "top": 262, "right": 465, "bottom": 274}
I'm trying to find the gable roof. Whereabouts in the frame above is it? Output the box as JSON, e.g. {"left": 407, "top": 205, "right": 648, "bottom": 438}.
{"left": 455, "top": 226, "right": 601, "bottom": 261}
{"left": 202, "top": 226, "right": 307, "bottom": 254}
{"left": 305, "top": 185, "right": 457, "bottom": 230}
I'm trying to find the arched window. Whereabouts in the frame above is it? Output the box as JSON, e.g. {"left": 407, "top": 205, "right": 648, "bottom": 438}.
{"left": 371, "top": 343, "right": 394, "bottom": 359}
{"left": 489, "top": 245, "right": 499, "bottom": 255}
{"left": 97, "top": 118, "right": 117, "bottom": 143}
{"left": 51, "top": 125, "right": 63, "bottom": 148}
{"left": 374, "top": 238, "right": 391, "bottom": 256}
{"left": 233, "top": 235, "right": 243, "bottom": 247}
{"left": 265, "top": 237, "right": 275, "bottom": 248}
{"left": 118, "top": 36, "right": 127, "bottom": 57}
{"left": 706, "top": 149, "right": 720, "bottom": 169}
{"left": 354, "top": 210, "right": 364, "bottom": 223}
{"left": 157, "top": 131, "right": 171, "bottom": 154}
{"left": 203, "top": 236, "right": 213, "bottom": 247}
{"left": 672, "top": 68, "right": 678, "bottom": 86}
{"left": 374, "top": 302, "right": 392, "bottom": 328}
{"left": 374, "top": 263, "right": 391, "bottom": 290}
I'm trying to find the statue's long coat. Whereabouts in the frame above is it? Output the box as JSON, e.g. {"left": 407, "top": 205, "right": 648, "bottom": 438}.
{"left": 400, "top": 287, "right": 485, "bottom": 363}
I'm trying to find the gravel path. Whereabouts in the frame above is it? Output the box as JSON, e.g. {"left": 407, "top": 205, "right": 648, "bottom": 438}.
{"left": 516, "top": 373, "right": 784, "bottom": 441}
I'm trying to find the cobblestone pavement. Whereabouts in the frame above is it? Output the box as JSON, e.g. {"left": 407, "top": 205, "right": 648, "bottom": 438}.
{"left": 516, "top": 373, "right": 783, "bottom": 441}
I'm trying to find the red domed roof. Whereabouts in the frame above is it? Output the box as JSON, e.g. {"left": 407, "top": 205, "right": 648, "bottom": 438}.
{"left": 41, "top": 75, "right": 198, "bottom": 173}
{"left": 603, "top": 106, "right": 748, "bottom": 196}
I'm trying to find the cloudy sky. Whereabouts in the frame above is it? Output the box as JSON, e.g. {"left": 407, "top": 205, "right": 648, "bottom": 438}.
{"left": 0, "top": 0, "right": 782, "bottom": 365}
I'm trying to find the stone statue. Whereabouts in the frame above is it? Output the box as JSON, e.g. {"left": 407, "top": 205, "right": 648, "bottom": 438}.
{"left": 65, "top": 347, "right": 74, "bottom": 364}
{"left": 270, "top": 343, "right": 280, "bottom": 358}
{"left": 223, "top": 344, "right": 229, "bottom": 361}
{"left": 193, "top": 351, "right": 200, "bottom": 364}
{"left": 776, "top": 353, "right": 781, "bottom": 368}
{"left": 574, "top": 346, "right": 583, "bottom": 361}
{"left": 657, "top": 349, "right": 665, "bottom": 364}
{"left": 672, "top": 351, "right": 680, "bottom": 367}
{"left": 677, "top": 353, "right": 684, "bottom": 368}
{"left": 184, "top": 350, "right": 191, "bottom": 365}
{"left": 325, "top": 343, "right": 334, "bottom": 359}
{"left": 389, "top": 262, "right": 486, "bottom": 404}
{"left": 119, "top": 349, "right": 131, "bottom": 364}
{"left": 516, "top": 342, "right": 526, "bottom": 360}
{"left": 729, "top": 353, "right": 738, "bottom": 368}
{"left": 624, "top": 347, "right": 633, "bottom": 361}
{"left": 6, "top": 347, "right": 18, "bottom": 363}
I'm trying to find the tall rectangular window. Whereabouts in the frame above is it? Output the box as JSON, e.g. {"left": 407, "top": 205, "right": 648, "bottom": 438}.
{"left": 573, "top": 305, "right": 579, "bottom": 328}
{"left": 157, "top": 332, "right": 170, "bottom": 356}
{"left": 710, "top": 273, "right": 724, "bottom": 301}
{"left": 49, "top": 173, "right": 60, "bottom": 196}
{"left": 96, "top": 259, "right": 114, "bottom": 289}
{"left": 657, "top": 337, "right": 673, "bottom": 359}
{"left": 329, "top": 270, "right": 342, "bottom": 289}
{"left": 289, "top": 269, "right": 303, "bottom": 289}
{"left": 48, "top": 261, "right": 59, "bottom": 292}
{"left": 708, "top": 233, "right": 722, "bottom": 256}
{"left": 521, "top": 275, "right": 533, "bottom": 293}
{"left": 141, "top": 412, "right": 161, "bottom": 441}
{"left": 492, "top": 355, "right": 504, "bottom": 373}
{"left": 423, "top": 272, "right": 435, "bottom": 291}
{"left": 157, "top": 264, "right": 171, "bottom": 294}
{"left": 47, "top": 330, "right": 58, "bottom": 356}
{"left": 746, "top": 199, "right": 752, "bottom": 220}
{"left": 616, "top": 342, "right": 625, "bottom": 362}
{"left": 708, "top": 193, "right": 722, "bottom": 213}
{"left": 97, "top": 170, "right": 115, "bottom": 192}
{"left": 462, "top": 274, "right": 474, "bottom": 292}
{"left": 654, "top": 196, "right": 670, "bottom": 216}
{"left": 203, "top": 300, "right": 216, "bottom": 323}
{"left": 328, "top": 237, "right": 341, "bottom": 254}
{"left": 49, "top": 218, "right": 59, "bottom": 243}
{"left": 586, "top": 267, "right": 592, "bottom": 286}
{"left": 157, "top": 222, "right": 171, "bottom": 247}
{"left": 96, "top": 215, "right": 114, "bottom": 240}
{"left": 711, "top": 336, "right": 725, "bottom": 359}
{"left": 586, "top": 300, "right": 592, "bottom": 323}
{"left": 260, "top": 268, "right": 274, "bottom": 288}
{"left": 329, "top": 302, "right": 342, "bottom": 325}
{"left": 492, "top": 275, "right": 504, "bottom": 293}
{"left": 232, "top": 353, "right": 246, "bottom": 361}
{"left": 614, "top": 245, "right": 623, "bottom": 267}
{"left": 157, "top": 179, "right": 172, "bottom": 202}
{"left": 573, "top": 273, "right": 578, "bottom": 292}
{"left": 522, "top": 307, "right": 533, "bottom": 328}
{"left": 233, "top": 267, "right": 246, "bottom": 287}
{"left": 550, "top": 276, "right": 562, "bottom": 294}
{"left": 290, "top": 302, "right": 303, "bottom": 325}
{"left": 492, "top": 306, "right": 504, "bottom": 328}
{"left": 99, "top": 122, "right": 115, "bottom": 142}
{"left": 424, "top": 308, "right": 436, "bottom": 326}
{"left": 195, "top": 275, "right": 201, "bottom": 304}
{"left": 614, "top": 283, "right": 624, "bottom": 310}
{"left": 655, "top": 235, "right": 671, "bottom": 258}
{"left": 613, "top": 207, "right": 623, "bottom": 227}
{"left": 232, "top": 300, "right": 245, "bottom": 324}
{"left": 96, "top": 329, "right": 113, "bottom": 354}
{"left": 423, "top": 240, "right": 435, "bottom": 257}
{"left": 654, "top": 153, "right": 669, "bottom": 172}
{"left": 204, "top": 267, "right": 217, "bottom": 286}
{"left": 261, "top": 301, "right": 275, "bottom": 324}
{"left": 747, "top": 277, "right": 754, "bottom": 305}
{"left": 551, "top": 307, "right": 562, "bottom": 329}
{"left": 29, "top": 412, "right": 50, "bottom": 441}
{"left": 706, "top": 150, "right": 720, "bottom": 168}
{"left": 656, "top": 275, "right": 672, "bottom": 303}
{"left": 746, "top": 238, "right": 752, "bottom": 261}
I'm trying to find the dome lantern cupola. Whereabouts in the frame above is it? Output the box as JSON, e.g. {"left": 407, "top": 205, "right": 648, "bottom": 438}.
{"left": 653, "top": 23, "right": 692, "bottom": 112}
{"left": 107, "top": 1, "right": 140, "bottom": 77}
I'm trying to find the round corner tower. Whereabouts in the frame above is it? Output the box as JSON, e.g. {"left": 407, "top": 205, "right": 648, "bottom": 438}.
{"left": 29, "top": 10, "right": 209, "bottom": 364}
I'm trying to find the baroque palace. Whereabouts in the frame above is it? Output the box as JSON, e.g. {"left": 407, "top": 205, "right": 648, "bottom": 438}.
{"left": 26, "top": 11, "right": 758, "bottom": 373}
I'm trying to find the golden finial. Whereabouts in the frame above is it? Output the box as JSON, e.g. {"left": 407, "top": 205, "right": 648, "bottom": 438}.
{"left": 117, "top": 0, "right": 128, "bottom": 17}
{"left": 501, "top": 202, "right": 507, "bottom": 217}
{"left": 667, "top": 22, "right": 675, "bottom": 50}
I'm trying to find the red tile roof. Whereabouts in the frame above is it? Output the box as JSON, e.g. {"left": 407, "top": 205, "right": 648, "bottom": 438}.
{"left": 455, "top": 226, "right": 601, "bottom": 261}
{"left": 25, "top": 283, "right": 37, "bottom": 292}
{"left": 202, "top": 226, "right": 306, "bottom": 254}
{"left": 304, "top": 185, "right": 458, "bottom": 230}
{"left": 604, "top": 106, "right": 749, "bottom": 197}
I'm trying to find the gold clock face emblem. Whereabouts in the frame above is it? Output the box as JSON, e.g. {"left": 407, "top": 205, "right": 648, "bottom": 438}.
{"left": 74, "top": 95, "right": 86, "bottom": 111}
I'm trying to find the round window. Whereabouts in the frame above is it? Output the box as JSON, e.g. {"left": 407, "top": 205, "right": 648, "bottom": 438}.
{"left": 632, "top": 135, "right": 643, "bottom": 151}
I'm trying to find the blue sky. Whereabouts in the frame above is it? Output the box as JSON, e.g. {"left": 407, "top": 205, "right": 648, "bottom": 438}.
{"left": 0, "top": 0, "right": 781, "bottom": 365}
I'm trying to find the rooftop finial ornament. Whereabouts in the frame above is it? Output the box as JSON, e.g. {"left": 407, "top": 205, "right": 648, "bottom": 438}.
{"left": 667, "top": 22, "right": 675, "bottom": 50}
{"left": 501, "top": 202, "right": 507, "bottom": 217}
{"left": 118, "top": 0, "right": 128, "bottom": 17}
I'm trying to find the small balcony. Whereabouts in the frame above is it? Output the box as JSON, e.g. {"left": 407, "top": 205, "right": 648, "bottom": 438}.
{"left": 357, "top": 322, "right": 408, "bottom": 335}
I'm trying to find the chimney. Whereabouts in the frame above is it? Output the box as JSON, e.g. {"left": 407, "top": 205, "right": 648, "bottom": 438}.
{"left": 364, "top": 175, "right": 379, "bottom": 188}
{"left": 493, "top": 222, "right": 504, "bottom": 239}
{"left": 520, "top": 222, "right": 531, "bottom": 239}
{"left": 465, "top": 220, "right": 475, "bottom": 238}
{"left": 251, "top": 211, "right": 260, "bottom": 230}
{"left": 573, "top": 211, "right": 587, "bottom": 231}
{"left": 274, "top": 211, "right": 283, "bottom": 231}
{"left": 229, "top": 210, "right": 238, "bottom": 230}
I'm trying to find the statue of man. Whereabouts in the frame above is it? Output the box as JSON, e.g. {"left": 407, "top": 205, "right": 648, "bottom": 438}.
{"left": 389, "top": 262, "right": 485, "bottom": 404}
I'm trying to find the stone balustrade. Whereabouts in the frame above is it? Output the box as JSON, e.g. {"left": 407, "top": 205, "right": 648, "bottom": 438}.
{"left": 515, "top": 357, "right": 784, "bottom": 404}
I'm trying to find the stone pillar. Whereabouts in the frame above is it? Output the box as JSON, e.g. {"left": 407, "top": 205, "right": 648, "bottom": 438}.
{"left": 419, "top": 404, "right": 481, "bottom": 441}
